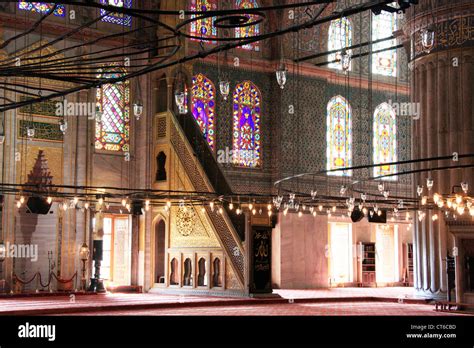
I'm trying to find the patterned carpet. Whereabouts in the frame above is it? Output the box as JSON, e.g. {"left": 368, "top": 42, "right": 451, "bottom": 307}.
{"left": 67, "top": 301, "right": 462, "bottom": 316}
{"left": 0, "top": 287, "right": 467, "bottom": 316}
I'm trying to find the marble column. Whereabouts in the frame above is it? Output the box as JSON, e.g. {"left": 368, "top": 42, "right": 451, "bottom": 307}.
{"left": 405, "top": 0, "right": 474, "bottom": 299}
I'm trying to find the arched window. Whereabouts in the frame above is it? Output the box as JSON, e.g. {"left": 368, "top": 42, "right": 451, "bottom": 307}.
{"left": 373, "top": 102, "right": 397, "bottom": 178}
{"left": 100, "top": 0, "right": 132, "bottom": 27}
{"left": 372, "top": 10, "right": 397, "bottom": 76}
{"left": 189, "top": 0, "right": 217, "bottom": 40}
{"left": 232, "top": 81, "right": 261, "bottom": 168}
{"left": 191, "top": 73, "right": 216, "bottom": 150}
{"left": 197, "top": 258, "right": 207, "bottom": 286}
{"left": 212, "top": 258, "right": 222, "bottom": 287}
{"left": 95, "top": 67, "right": 130, "bottom": 152}
{"left": 183, "top": 258, "right": 193, "bottom": 286}
{"left": 170, "top": 258, "right": 179, "bottom": 285}
{"left": 326, "top": 96, "right": 352, "bottom": 176}
{"left": 235, "top": 0, "right": 260, "bottom": 51}
{"left": 328, "top": 17, "right": 352, "bottom": 70}
{"left": 18, "top": 2, "right": 65, "bottom": 16}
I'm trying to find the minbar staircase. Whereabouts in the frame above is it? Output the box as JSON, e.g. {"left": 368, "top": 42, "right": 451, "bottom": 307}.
{"left": 168, "top": 111, "right": 246, "bottom": 289}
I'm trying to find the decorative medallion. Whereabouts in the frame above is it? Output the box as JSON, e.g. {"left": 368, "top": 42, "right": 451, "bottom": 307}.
{"left": 176, "top": 205, "right": 196, "bottom": 236}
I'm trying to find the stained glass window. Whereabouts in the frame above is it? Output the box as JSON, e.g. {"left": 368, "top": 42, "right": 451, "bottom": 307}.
{"left": 373, "top": 102, "right": 396, "bottom": 178}
{"left": 328, "top": 17, "right": 352, "bottom": 70}
{"left": 233, "top": 81, "right": 261, "bottom": 167}
{"left": 189, "top": 0, "right": 217, "bottom": 41}
{"left": 327, "top": 96, "right": 352, "bottom": 176}
{"left": 95, "top": 67, "right": 130, "bottom": 152}
{"left": 191, "top": 73, "right": 216, "bottom": 150}
{"left": 372, "top": 9, "right": 397, "bottom": 76}
{"left": 235, "top": 0, "right": 260, "bottom": 51}
{"left": 18, "top": 2, "right": 65, "bottom": 17}
{"left": 100, "top": 0, "right": 132, "bottom": 27}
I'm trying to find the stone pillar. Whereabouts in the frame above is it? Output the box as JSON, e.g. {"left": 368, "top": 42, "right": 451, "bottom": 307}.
{"left": 405, "top": 0, "right": 474, "bottom": 299}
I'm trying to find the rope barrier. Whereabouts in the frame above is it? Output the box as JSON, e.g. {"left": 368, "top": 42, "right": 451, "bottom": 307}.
{"left": 12, "top": 271, "right": 78, "bottom": 289}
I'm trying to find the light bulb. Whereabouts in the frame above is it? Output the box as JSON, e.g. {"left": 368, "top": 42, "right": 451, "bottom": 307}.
{"left": 16, "top": 201, "right": 21, "bottom": 208}
{"left": 47, "top": 196, "right": 53, "bottom": 204}
{"left": 276, "top": 63, "right": 288, "bottom": 89}
{"left": 133, "top": 102, "right": 144, "bottom": 120}
{"left": 470, "top": 207, "right": 474, "bottom": 216}
{"left": 252, "top": 208, "right": 256, "bottom": 215}
{"left": 267, "top": 204, "right": 272, "bottom": 211}
{"left": 122, "top": 198, "right": 127, "bottom": 207}
{"left": 219, "top": 80, "right": 230, "bottom": 100}
{"left": 98, "top": 197, "right": 104, "bottom": 206}
{"left": 421, "top": 28, "right": 435, "bottom": 54}
{"left": 433, "top": 193, "right": 440, "bottom": 203}
{"left": 432, "top": 214, "right": 438, "bottom": 221}
{"left": 84, "top": 202, "right": 90, "bottom": 210}
{"left": 298, "top": 211, "right": 303, "bottom": 218}
{"left": 312, "top": 211, "right": 317, "bottom": 217}
{"left": 209, "top": 201, "right": 214, "bottom": 211}
{"left": 378, "top": 183, "right": 384, "bottom": 193}
{"left": 340, "top": 185, "right": 347, "bottom": 195}
{"left": 421, "top": 196, "right": 427, "bottom": 205}
{"left": 426, "top": 177, "right": 434, "bottom": 191}
{"left": 318, "top": 205, "right": 323, "bottom": 212}
{"left": 229, "top": 202, "right": 234, "bottom": 210}
{"left": 457, "top": 206, "right": 465, "bottom": 215}
{"left": 126, "top": 203, "right": 131, "bottom": 212}
{"left": 332, "top": 206, "right": 336, "bottom": 213}
{"left": 456, "top": 195, "right": 462, "bottom": 205}
{"left": 341, "top": 49, "right": 351, "bottom": 72}
{"left": 362, "top": 207, "right": 368, "bottom": 215}
{"left": 377, "top": 210, "right": 382, "bottom": 216}
{"left": 201, "top": 207, "right": 206, "bottom": 213}
{"left": 145, "top": 199, "right": 150, "bottom": 208}
{"left": 417, "top": 185, "right": 423, "bottom": 197}
{"left": 249, "top": 203, "right": 253, "bottom": 210}
{"left": 73, "top": 197, "right": 79, "bottom": 205}
{"left": 283, "top": 208, "right": 288, "bottom": 216}
{"left": 268, "top": 210, "right": 272, "bottom": 217}
{"left": 20, "top": 196, "right": 25, "bottom": 204}
{"left": 219, "top": 207, "right": 223, "bottom": 214}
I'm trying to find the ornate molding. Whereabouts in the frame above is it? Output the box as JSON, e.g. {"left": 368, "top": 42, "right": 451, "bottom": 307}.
{"left": 411, "top": 15, "right": 474, "bottom": 60}
{"left": 169, "top": 113, "right": 245, "bottom": 287}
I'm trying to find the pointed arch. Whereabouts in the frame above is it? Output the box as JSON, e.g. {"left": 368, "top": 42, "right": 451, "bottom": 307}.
{"left": 373, "top": 102, "right": 397, "bottom": 178}
{"left": 235, "top": 0, "right": 260, "bottom": 51}
{"left": 191, "top": 73, "right": 216, "bottom": 151}
{"left": 189, "top": 0, "right": 218, "bottom": 41}
{"left": 232, "top": 81, "right": 261, "bottom": 168}
{"left": 95, "top": 66, "right": 130, "bottom": 152}
{"left": 372, "top": 10, "right": 397, "bottom": 76}
{"left": 327, "top": 17, "right": 352, "bottom": 70}
{"left": 326, "top": 96, "right": 352, "bottom": 176}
